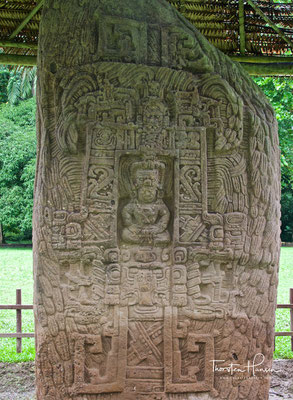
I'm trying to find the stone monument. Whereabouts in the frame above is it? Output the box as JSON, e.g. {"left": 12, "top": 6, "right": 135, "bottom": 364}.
{"left": 34, "top": 1, "right": 281, "bottom": 399}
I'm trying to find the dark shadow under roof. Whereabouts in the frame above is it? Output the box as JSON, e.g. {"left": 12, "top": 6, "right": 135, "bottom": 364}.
{"left": 0, "top": 0, "right": 292, "bottom": 75}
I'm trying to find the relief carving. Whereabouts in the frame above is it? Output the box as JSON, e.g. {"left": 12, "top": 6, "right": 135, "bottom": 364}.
{"left": 121, "top": 158, "right": 171, "bottom": 246}
{"left": 35, "top": 1, "right": 280, "bottom": 399}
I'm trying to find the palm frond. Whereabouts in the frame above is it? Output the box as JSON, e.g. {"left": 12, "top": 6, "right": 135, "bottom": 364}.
{"left": 20, "top": 67, "right": 33, "bottom": 98}
{"left": 7, "top": 74, "right": 21, "bottom": 105}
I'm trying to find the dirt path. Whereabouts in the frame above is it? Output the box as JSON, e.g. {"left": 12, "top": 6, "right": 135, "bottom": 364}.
{"left": 0, "top": 360, "right": 292, "bottom": 400}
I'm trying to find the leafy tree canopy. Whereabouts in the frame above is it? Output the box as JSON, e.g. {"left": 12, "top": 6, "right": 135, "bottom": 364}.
{"left": 253, "top": 77, "right": 293, "bottom": 189}
{"left": 0, "top": 99, "right": 36, "bottom": 241}
{"left": 254, "top": 77, "right": 293, "bottom": 241}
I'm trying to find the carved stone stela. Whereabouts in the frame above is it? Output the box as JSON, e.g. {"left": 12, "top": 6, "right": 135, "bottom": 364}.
{"left": 35, "top": 1, "right": 280, "bottom": 399}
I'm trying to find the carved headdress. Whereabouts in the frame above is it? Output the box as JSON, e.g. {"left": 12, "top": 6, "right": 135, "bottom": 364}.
{"left": 130, "top": 157, "right": 166, "bottom": 194}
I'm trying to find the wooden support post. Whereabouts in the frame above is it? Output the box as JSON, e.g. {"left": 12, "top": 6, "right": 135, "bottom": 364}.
{"left": 246, "top": 0, "right": 293, "bottom": 50}
{"left": 16, "top": 289, "right": 22, "bottom": 353}
{"left": 290, "top": 289, "right": 293, "bottom": 351}
{"left": 239, "top": 0, "right": 246, "bottom": 55}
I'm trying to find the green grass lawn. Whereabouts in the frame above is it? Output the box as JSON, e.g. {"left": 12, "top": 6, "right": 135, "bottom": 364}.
{"left": 0, "top": 248, "right": 34, "bottom": 362}
{"left": 0, "top": 247, "right": 292, "bottom": 362}
{"left": 274, "top": 247, "right": 293, "bottom": 359}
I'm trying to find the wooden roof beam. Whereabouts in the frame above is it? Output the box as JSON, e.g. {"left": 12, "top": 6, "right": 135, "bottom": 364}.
{"left": 240, "top": 62, "right": 293, "bottom": 76}
{"left": 246, "top": 0, "right": 293, "bottom": 50}
{"left": 231, "top": 56, "right": 293, "bottom": 63}
{"left": 0, "top": 54, "right": 37, "bottom": 66}
{"left": 1, "top": 54, "right": 292, "bottom": 76}
{"left": 0, "top": 41, "right": 38, "bottom": 50}
{"left": 9, "top": 0, "right": 44, "bottom": 40}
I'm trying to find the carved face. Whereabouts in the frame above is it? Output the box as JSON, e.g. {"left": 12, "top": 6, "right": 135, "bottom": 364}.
{"left": 143, "top": 104, "right": 165, "bottom": 131}
{"left": 135, "top": 169, "right": 159, "bottom": 204}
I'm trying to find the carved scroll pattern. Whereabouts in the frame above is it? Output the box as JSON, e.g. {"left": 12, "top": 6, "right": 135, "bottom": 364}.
{"left": 35, "top": 62, "right": 280, "bottom": 400}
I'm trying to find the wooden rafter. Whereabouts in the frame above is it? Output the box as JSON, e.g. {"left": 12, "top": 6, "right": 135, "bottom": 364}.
{"left": 0, "top": 54, "right": 292, "bottom": 76}
{"left": 231, "top": 56, "right": 293, "bottom": 63}
{"left": 9, "top": 0, "right": 44, "bottom": 40}
{"left": 240, "top": 62, "right": 293, "bottom": 76}
{"left": 246, "top": 0, "right": 293, "bottom": 50}
{"left": 0, "top": 41, "right": 38, "bottom": 50}
{"left": 0, "top": 54, "right": 37, "bottom": 66}
{"left": 239, "top": 0, "right": 246, "bottom": 56}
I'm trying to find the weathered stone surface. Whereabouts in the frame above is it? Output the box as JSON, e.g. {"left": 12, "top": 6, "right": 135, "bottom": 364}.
{"left": 34, "top": 1, "right": 281, "bottom": 399}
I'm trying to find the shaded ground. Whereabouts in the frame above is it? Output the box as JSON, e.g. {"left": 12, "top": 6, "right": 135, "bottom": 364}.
{"left": 0, "top": 362, "right": 35, "bottom": 400}
{"left": 0, "top": 360, "right": 292, "bottom": 399}
{"left": 270, "top": 360, "right": 293, "bottom": 399}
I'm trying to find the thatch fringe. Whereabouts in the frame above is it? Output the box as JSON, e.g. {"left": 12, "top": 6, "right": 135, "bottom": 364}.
{"left": 0, "top": 0, "right": 292, "bottom": 59}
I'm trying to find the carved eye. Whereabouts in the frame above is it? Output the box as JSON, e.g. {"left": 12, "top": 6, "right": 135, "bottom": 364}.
{"left": 137, "top": 177, "right": 144, "bottom": 186}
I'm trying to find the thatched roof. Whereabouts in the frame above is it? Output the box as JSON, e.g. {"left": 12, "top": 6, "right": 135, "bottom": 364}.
{"left": 172, "top": 0, "right": 293, "bottom": 55}
{"left": 0, "top": 0, "right": 292, "bottom": 75}
{"left": 0, "top": 0, "right": 40, "bottom": 49}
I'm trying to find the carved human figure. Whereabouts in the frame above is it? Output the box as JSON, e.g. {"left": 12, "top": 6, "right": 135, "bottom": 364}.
{"left": 140, "top": 99, "right": 170, "bottom": 148}
{"left": 121, "top": 159, "right": 171, "bottom": 246}
{"left": 144, "top": 101, "right": 165, "bottom": 132}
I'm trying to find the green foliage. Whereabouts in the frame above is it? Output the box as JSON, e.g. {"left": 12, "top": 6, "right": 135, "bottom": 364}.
{"left": 0, "top": 66, "right": 36, "bottom": 241}
{"left": 253, "top": 77, "right": 293, "bottom": 183}
{"left": 0, "top": 98, "right": 36, "bottom": 241}
{"left": 281, "top": 191, "right": 293, "bottom": 242}
{"left": 6, "top": 67, "right": 37, "bottom": 106}
{"left": 0, "top": 66, "right": 9, "bottom": 103}
{"left": 7, "top": 74, "right": 21, "bottom": 106}
{"left": 0, "top": 96, "right": 37, "bottom": 128}
{"left": 0, "top": 65, "right": 36, "bottom": 106}
{"left": 254, "top": 77, "right": 293, "bottom": 242}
